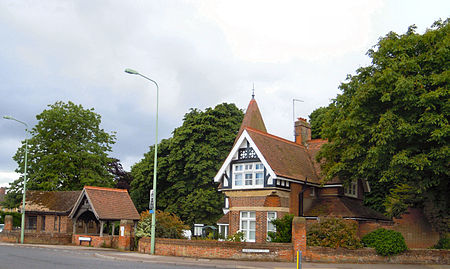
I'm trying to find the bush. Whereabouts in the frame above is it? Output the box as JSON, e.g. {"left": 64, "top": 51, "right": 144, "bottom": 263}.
{"left": 135, "top": 210, "right": 189, "bottom": 239}
{"left": 361, "top": 228, "right": 407, "bottom": 256}
{"left": 307, "top": 217, "right": 362, "bottom": 249}
{"left": 227, "top": 231, "right": 245, "bottom": 242}
{"left": 0, "top": 211, "right": 22, "bottom": 227}
{"left": 267, "top": 214, "right": 294, "bottom": 243}
{"left": 433, "top": 234, "right": 450, "bottom": 249}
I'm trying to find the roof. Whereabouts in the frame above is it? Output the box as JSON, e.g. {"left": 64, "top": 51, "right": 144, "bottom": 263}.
{"left": 235, "top": 98, "right": 267, "bottom": 144}
{"left": 246, "top": 127, "right": 321, "bottom": 184}
{"left": 304, "top": 196, "right": 391, "bottom": 221}
{"left": 217, "top": 212, "right": 229, "bottom": 224}
{"left": 71, "top": 186, "right": 140, "bottom": 221}
{"left": 25, "top": 190, "right": 81, "bottom": 214}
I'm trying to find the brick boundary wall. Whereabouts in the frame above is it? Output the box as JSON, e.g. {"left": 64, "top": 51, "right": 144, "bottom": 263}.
{"left": 139, "top": 238, "right": 294, "bottom": 262}
{"left": 0, "top": 231, "right": 72, "bottom": 245}
{"left": 305, "top": 246, "right": 450, "bottom": 264}
{"left": 72, "top": 234, "right": 119, "bottom": 248}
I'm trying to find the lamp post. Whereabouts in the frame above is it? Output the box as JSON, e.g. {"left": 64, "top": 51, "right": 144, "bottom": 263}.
{"left": 3, "top": 116, "right": 29, "bottom": 244}
{"left": 124, "top": 68, "right": 159, "bottom": 255}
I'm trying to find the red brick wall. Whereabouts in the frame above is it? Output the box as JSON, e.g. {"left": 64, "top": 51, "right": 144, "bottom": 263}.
{"left": 230, "top": 196, "right": 266, "bottom": 207}
{"left": 139, "top": 238, "right": 294, "bottom": 262}
{"left": 292, "top": 217, "right": 306, "bottom": 257}
{"left": 305, "top": 246, "right": 449, "bottom": 265}
{"left": 289, "top": 182, "right": 302, "bottom": 216}
{"left": 72, "top": 234, "right": 119, "bottom": 248}
{"left": 358, "top": 208, "right": 440, "bottom": 248}
{"left": 0, "top": 231, "right": 72, "bottom": 244}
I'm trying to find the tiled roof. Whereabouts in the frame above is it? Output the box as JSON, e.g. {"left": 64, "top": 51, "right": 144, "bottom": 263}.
{"left": 84, "top": 186, "right": 140, "bottom": 221}
{"left": 304, "top": 196, "right": 391, "bottom": 221}
{"left": 25, "top": 190, "right": 81, "bottom": 214}
{"left": 235, "top": 99, "right": 267, "bottom": 144}
{"left": 246, "top": 127, "right": 321, "bottom": 184}
{"left": 217, "top": 212, "right": 229, "bottom": 224}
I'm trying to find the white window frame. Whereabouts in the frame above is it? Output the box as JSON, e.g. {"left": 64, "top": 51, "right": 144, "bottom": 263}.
{"left": 233, "top": 163, "right": 264, "bottom": 189}
{"left": 240, "top": 211, "right": 256, "bottom": 242}
{"left": 218, "top": 224, "right": 229, "bottom": 241}
{"left": 267, "top": 211, "right": 277, "bottom": 240}
{"left": 310, "top": 187, "right": 315, "bottom": 197}
{"left": 344, "top": 180, "right": 358, "bottom": 198}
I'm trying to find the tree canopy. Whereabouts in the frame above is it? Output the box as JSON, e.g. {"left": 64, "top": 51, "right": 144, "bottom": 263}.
{"left": 315, "top": 20, "right": 449, "bottom": 234}
{"left": 130, "top": 103, "right": 244, "bottom": 226}
{"left": 4, "top": 101, "right": 116, "bottom": 207}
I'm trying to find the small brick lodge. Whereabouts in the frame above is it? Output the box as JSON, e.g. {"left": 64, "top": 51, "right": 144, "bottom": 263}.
{"left": 20, "top": 186, "right": 139, "bottom": 236}
{"left": 214, "top": 97, "right": 439, "bottom": 247}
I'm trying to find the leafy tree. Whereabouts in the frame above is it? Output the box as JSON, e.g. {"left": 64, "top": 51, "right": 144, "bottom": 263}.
{"left": 108, "top": 158, "right": 133, "bottom": 191}
{"left": 309, "top": 106, "right": 329, "bottom": 139}
{"left": 130, "top": 103, "right": 244, "bottom": 226}
{"left": 4, "top": 101, "right": 116, "bottom": 207}
{"left": 135, "top": 210, "right": 189, "bottom": 239}
{"left": 317, "top": 20, "right": 449, "bottom": 235}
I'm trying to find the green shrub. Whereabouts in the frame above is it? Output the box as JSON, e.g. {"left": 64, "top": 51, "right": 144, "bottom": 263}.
{"left": 135, "top": 210, "right": 189, "bottom": 239}
{"left": 267, "top": 214, "right": 294, "bottom": 243}
{"left": 307, "top": 217, "right": 362, "bottom": 249}
{"left": 227, "top": 231, "right": 245, "bottom": 242}
{"left": 0, "top": 211, "right": 22, "bottom": 227}
{"left": 361, "top": 228, "right": 407, "bottom": 256}
{"left": 433, "top": 235, "right": 450, "bottom": 249}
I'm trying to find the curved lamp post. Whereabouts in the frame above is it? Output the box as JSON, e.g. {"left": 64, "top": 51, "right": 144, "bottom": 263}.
{"left": 124, "top": 68, "right": 159, "bottom": 255}
{"left": 3, "top": 116, "right": 29, "bottom": 244}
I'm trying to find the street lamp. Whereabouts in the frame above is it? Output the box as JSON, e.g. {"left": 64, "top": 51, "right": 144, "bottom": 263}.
{"left": 124, "top": 68, "right": 159, "bottom": 255}
{"left": 3, "top": 115, "right": 29, "bottom": 244}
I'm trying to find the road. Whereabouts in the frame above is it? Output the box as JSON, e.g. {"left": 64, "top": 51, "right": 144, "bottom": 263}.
{"left": 0, "top": 243, "right": 448, "bottom": 269}
{"left": 0, "top": 244, "right": 214, "bottom": 269}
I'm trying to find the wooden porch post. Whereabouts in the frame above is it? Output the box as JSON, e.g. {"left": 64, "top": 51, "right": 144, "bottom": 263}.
{"left": 112, "top": 222, "right": 115, "bottom": 236}
{"left": 100, "top": 220, "right": 104, "bottom": 237}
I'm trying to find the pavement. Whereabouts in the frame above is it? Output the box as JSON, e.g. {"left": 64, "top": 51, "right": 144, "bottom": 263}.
{"left": 1, "top": 242, "right": 449, "bottom": 269}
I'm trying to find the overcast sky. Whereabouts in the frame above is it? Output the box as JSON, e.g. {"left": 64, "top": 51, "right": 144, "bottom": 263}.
{"left": 0, "top": 0, "right": 448, "bottom": 187}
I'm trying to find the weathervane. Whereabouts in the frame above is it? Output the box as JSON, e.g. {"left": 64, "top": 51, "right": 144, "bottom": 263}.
{"left": 252, "top": 83, "right": 255, "bottom": 99}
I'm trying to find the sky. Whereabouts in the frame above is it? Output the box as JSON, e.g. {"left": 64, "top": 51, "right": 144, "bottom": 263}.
{"left": 0, "top": 0, "right": 448, "bottom": 188}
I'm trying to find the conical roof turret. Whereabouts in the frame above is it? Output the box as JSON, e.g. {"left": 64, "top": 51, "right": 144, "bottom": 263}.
{"left": 234, "top": 98, "right": 267, "bottom": 144}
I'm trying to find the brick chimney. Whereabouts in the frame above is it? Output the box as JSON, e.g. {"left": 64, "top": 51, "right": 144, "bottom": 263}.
{"left": 294, "top": 117, "right": 311, "bottom": 145}
{"left": 0, "top": 187, "right": 5, "bottom": 195}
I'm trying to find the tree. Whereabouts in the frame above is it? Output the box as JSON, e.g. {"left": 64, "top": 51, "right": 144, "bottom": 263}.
{"left": 135, "top": 210, "right": 188, "bottom": 239}
{"left": 317, "top": 20, "right": 449, "bottom": 235}
{"left": 108, "top": 158, "right": 133, "bottom": 191}
{"left": 309, "top": 106, "right": 329, "bottom": 139}
{"left": 130, "top": 103, "right": 244, "bottom": 226}
{"left": 4, "top": 101, "right": 116, "bottom": 207}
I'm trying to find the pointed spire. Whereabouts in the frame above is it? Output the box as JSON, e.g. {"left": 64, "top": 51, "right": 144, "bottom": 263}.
{"left": 234, "top": 96, "right": 267, "bottom": 144}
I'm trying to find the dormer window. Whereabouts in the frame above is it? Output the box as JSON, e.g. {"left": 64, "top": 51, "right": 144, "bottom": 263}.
{"left": 344, "top": 180, "right": 358, "bottom": 198}
{"left": 233, "top": 163, "right": 264, "bottom": 188}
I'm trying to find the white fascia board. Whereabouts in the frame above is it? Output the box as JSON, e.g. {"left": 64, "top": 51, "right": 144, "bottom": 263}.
{"left": 213, "top": 130, "right": 276, "bottom": 182}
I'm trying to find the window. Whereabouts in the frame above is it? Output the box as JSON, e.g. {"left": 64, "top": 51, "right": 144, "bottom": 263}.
{"left": 54, "top": 216, "right": 58, "bottom": 231}
{"left": 344, "top": 180, "right": 358, "bottom": 197}
{"left": 218, "top": 224, "right": 228, "bottom": 240}
{"left": 41, "top": 216, "right": 46, "bottom": 231}
{"left": 233, "top": 163, "right": 264, "bottom": 188}
{"left": 267, "top": 212, "right": 277, "bottom": 239}
{"left": 194, "top": 224, "right": 204, "bottom": 236}
{"left": 224, "top": 197, "right": 229, "bottom": 209}
{"left": 26, "top": 216, "right": 37, "bottom": 230}
{"left": 310, "top": 187, "right": 315, "bottom": 197}
{"left": 240, "top": 211, "right": 256, "bottom": 242}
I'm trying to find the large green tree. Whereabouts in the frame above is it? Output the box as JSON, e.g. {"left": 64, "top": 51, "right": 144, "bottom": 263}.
{"left": 130, "top": 103, "right": 243, "bottom": 226}
{"left": 4, "top": 101, "right": 116, "bottom": 207}
{"left": 316, "top": 20, "right": 449, "bottom": 235}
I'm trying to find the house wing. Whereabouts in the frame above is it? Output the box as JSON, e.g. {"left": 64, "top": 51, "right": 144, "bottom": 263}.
{"left": 246, "top": 127, "right": 320, "bottom": 184}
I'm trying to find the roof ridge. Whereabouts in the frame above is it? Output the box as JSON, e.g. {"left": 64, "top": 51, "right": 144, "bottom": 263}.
{"left": 84, "top": 186, "right": 128, "bottom": 192}
{"left": 245, "top": 127, "right": 306, "bottom": 148}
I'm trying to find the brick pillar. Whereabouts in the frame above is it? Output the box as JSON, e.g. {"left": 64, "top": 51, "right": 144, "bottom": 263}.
{"left": 292, "top": 217, "right": 306, "bottom": 258}
{"left": 118, "top": 219, "right": 133, "bottom": 251}
{"left": 4, "top": 215, "right": 13, "bottom": 231}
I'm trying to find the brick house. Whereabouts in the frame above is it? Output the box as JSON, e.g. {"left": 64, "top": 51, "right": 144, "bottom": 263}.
{"left": 22, "top": 186, "right": 139, "bottom": 236}
{"left": 214, "top": 97, "right": 390, "bottom": 243}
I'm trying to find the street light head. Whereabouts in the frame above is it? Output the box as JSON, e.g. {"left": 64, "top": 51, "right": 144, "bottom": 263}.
{"left": 125, "top": 68, "right": 139, "bottom": 75}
